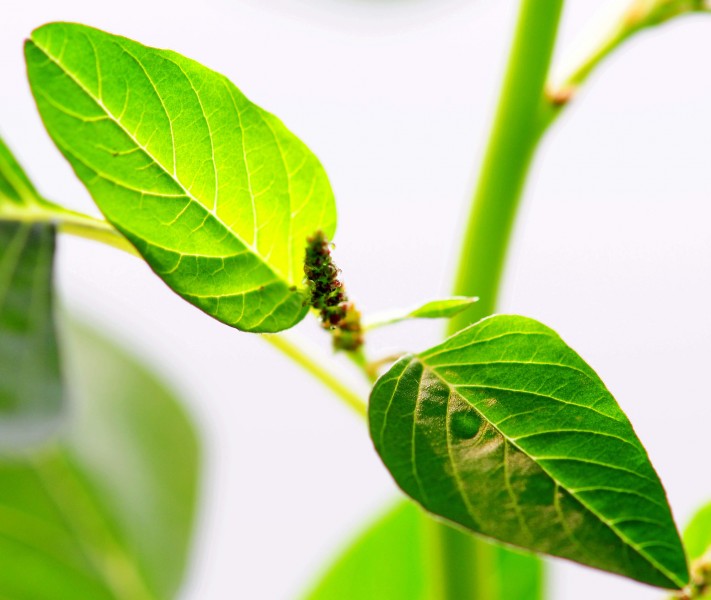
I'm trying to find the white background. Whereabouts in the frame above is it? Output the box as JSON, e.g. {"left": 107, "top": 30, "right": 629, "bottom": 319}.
{"left": 2, "top": 0, "right": 711, "bottom": 598}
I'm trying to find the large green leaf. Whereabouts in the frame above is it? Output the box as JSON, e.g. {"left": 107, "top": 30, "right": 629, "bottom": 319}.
{"left": 369, "top": 314, "right": 688, "bottom": 589}
{"left": 0, "top": 320, "right": 200, "bottom": 599}
{"left": 25, "top": 22, "right": 337, "bottom": 333}
{"left": 0, "top": 220, "right": 63, "bottom": 447}
{"left": 304, "top": 500, "right": 543, "bottom": 600}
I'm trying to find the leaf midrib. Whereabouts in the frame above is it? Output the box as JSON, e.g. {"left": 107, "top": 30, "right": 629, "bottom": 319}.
{"left": 413, "top": 356, "right": 684, "bottom": 588}
{"left": 29, "top": 36, "right": 289, "bottom": 286}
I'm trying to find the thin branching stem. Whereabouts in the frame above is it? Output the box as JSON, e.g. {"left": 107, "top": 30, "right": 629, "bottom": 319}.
{"left": 0, "top": 203, "right": 138, "bottom": 256}
{"left": 5, "top": 203, "right": 369, "bottom": 418}
{"left": 263, "top": 334, "right": 368, "bottom": 418}
{"left": 546, "top": 0, "right": 711, "bottom": 114}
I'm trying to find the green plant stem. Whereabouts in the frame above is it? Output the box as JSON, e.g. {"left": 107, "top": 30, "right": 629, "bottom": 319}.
{"left": 436, "top": 1, "right": 711, "bottom": 594}
{"left": 58, "top": 217, "right": 138, "bottom": 256}
{"left": 424, "top": 520, "right": 501, "bottom": 600}
{"left": 448, "top": 0, "right": 565, "bottom": 334}
{"left": 263, "top": 334, "right": 368, "bottom": 418}
{"left": 433, "top": 0, "right": 565, "bottom": 598}
{"left": 0, "top": 203, "right": 138, "bottom": 256}
{"left": 344, "top": 347, "right": 377, "bottom": 384}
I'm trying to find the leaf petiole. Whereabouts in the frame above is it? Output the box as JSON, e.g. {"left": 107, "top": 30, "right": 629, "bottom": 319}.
{"left": 0, "top": 202, "right": 138, "bottom": 256}
{"left": 263, "top": 334, "right": 368, "bottom": 418}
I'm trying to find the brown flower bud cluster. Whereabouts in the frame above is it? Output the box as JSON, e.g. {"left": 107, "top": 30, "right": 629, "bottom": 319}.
{"left": 304, "top": 231, "right": 363, "bottom": 352}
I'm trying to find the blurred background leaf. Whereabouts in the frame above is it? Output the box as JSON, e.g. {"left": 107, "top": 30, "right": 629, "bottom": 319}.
{"left": 303, "top": 501, "right": 427, "bottom": 600}
{"left": 684, "top": 501, "right": 711, "bottom": 563}
{"left": 0, "top": 220, "right": 64, "bottom": 448}
{"left": 684, "top": 502, "right": 711, "bottom": 598}
{"left": 0, "top": 319, "right": 201, "bottom": 599}
{"left": 303, "top": 499, "right": 543, "bottom": 600}
{"left": 1, "top": 134, "right": 68, "bottom": 448}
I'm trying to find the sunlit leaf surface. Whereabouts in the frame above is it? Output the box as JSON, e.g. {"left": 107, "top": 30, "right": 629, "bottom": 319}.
{"left": 26, "top": 22, "right": 337, "bottom": 333}
{"left": 370, "top": 315, "right": 688, "bottom": 589}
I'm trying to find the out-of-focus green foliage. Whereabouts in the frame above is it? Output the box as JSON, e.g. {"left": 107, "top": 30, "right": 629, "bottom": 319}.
{"left": 304, "top": 501, "right": 427, "bottom": 600}
{"left": 0, "top": 321, "right": 200, "bottom": 599}
{"left": 304, "top": 500, "right": 544, "bottom": 600}
{"left": 0, "top": 134, "right": 65, "bottom": 447}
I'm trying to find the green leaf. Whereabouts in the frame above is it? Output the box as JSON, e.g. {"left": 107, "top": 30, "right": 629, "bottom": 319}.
{"left": 304, "top": 500, "right": 543, "bottom": 600}
{"left": 364, "top": 296, "right": 479, "bottom": 330}
{"left": 0, "top": 319, "right": 200, "bottom": 599}
{"left": 0, "top": 220, "right": 63, "bottom": 447}
{"left": 369, "top": 314, "right": 688, "bottom": 589}
{"left": 25, "top": 22, "right": 337, "bottom": 333}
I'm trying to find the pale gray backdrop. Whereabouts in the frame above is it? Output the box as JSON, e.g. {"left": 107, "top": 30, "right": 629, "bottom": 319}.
{"left": 2, "top": 0, "right": 710, "bottom": 598}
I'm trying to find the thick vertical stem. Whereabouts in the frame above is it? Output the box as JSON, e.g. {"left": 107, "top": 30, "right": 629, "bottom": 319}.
{"left": 449, "top": 0, "right": 565, "bottom": 331}
{"left": 430, "top": 1, "right": 565, "bottom": 598}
